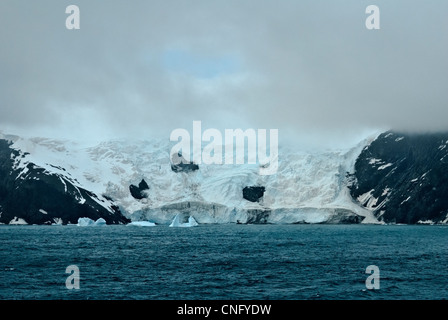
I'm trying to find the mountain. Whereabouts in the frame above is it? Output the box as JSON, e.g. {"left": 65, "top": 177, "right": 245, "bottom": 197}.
{"left": 0, "top": 136, "right": 129, "bottom": 225}
{"left": 1, "top": 130, "right": 447, "bottom": 225}
{"left": 349, "top": 131, "right": 448, "bottom": 224}
{"left": 0, "top": 131, "right": 375, "bottom": 225}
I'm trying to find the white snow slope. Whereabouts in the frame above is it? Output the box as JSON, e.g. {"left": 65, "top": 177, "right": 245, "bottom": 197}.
{"left": 1, "top": 132, "right": 379, "bottom": 224}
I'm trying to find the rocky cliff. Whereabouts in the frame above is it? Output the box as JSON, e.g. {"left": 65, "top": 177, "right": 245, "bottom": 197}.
{"left": 349, "top": 131, "right": 448, "bottom": 224}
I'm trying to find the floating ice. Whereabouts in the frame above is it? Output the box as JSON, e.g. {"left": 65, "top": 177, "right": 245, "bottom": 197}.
{"left": 127, "top": 221, "right": 156, "bottom": 227}
{"left": 94, "top": 218, "right": 106, "bottom": 226}
{"left": 77, "top": 217, "right": 93, "bottom": 226}
{"left": 169, "top": 214, "right": 198, "bottom": 227}
{"left": 52, "top": 218, "right": 63, "bottom": 225}
{"left": 187, "top": 216, "right": 199, "bottom": 227}
{"left": 9, "top": 217, "right": 27, "bottom": 225}
{"left": 77, "top": 217, "right": 107, "bottom": 226}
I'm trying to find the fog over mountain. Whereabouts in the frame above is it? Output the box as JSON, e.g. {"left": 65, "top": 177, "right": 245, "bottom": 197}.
{"left": 0, "top": 1, "right": 447, "bottom": 149}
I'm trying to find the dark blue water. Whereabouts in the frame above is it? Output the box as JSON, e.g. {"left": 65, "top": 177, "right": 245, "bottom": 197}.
{"left": 0, "top": 224, "right": 447, "bottom": 300}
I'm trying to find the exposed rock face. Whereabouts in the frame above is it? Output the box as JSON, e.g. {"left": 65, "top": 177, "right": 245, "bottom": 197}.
{"left": 0, "top": 139, "right": 130, "bottom": 225}
{"left": 324, "top": 209, "right": 365, "bottom": 224}
{"left": 129, "top": 179, "right": 149, "bottom": 200}
{"left": 243, "top": 186, "right": 265, "bottom": 202}
{"left": 349, "top": 131, "right": 448, "bottom": 224}
{"left": 170, "top": 152, "right": 199, "bottom": 173}
{"left": 245, "top": 209, "right": 270, "bottom": 224}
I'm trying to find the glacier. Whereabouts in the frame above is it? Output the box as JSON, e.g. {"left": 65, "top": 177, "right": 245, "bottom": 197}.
{"left": 0, "top": 132, "right": 379, "bottom": 225}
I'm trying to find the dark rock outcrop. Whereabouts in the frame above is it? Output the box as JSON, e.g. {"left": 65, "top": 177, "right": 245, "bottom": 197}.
{"left": 243, "top": 186, "right": 265, "bottom": 202}
{"left": 170, "top": 152, "right": 199, "bottom": 173}
{"left": 324, "top": 209, "right": 365, "bottom": 224}
{"left": 350, "top": 131, "right": 448, "bottom": 224}
{"left": 0, "top": 139, "right": 130, "bottom": 225}
{"left": 129, "top": 179, "right": 149, "bottom": 199}
{"left": 245, "top": 208, "right": 270, "bottom": 224}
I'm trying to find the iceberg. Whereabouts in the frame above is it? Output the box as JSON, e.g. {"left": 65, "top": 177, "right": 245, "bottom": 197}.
{"left": 77, "top": 217, "right": 94, "bottom": 226}
{"left": 9, "top": 217, "right": 28, "bottom": 225}
{"left": 77, "top": 217, "right": 107, "bottom": 226}
{"left": 169, "top": 214, "right": 199, "bottom": 227}
{"left": 94, "top": 218, "right": 106, "bottom": 226}
{"left": 187, "top": 216, "right": 199, "bottom": 227}
{"left": 127, "top": 221, "right": 156, "bottom": 227}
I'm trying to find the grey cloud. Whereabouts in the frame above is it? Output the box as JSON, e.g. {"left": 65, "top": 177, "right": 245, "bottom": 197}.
{"left": 0, "top": 0, "right": 447, "bottom": 147}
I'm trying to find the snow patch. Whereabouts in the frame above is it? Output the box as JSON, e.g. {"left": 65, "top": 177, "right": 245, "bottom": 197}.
{"left": 39, "top": 209, "right": 47, "bottom": 215}
{"left": 59, "top": 177, "right": 67, "bottom": 193}
{"left": 357, "top": 189, "right": 374, "bottom": 205}
{"left": 369, "top": 158, "right": 382, "bottom": 165}
{"left": 400, "top": 196, "right": 411, "bottom": 205}
{"left": 356, "top": 189, "right": 387, "bottom": 211}
{"left": 378, "top": 163, "right": 393, "bottom": 170}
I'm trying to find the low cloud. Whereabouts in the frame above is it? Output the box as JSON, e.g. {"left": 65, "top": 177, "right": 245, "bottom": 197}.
{"left": 0, "top": 0, "right": 447, "bottom": 148}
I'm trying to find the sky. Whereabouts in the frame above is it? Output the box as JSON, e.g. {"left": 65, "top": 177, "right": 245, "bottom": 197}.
{"left": 0, "top": 0, "right": 447, "bottom": 149}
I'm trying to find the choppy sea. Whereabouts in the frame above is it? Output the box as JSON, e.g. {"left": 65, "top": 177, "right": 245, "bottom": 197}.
{"left": 0, "top": 224, "right": 446, "bottom": 300}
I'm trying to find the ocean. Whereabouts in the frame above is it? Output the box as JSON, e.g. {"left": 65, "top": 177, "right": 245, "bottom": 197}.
{"left": 0, "top": 224, "right": 447, "bottom": 300}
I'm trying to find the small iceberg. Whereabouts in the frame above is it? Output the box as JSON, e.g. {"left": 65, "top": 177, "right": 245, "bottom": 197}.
{"left": 77, "top": 217, "right": 107, "bottom": 226}
{"left": 169, "top": 214, "right": 199, "bottom": 228}
{"left": 51, "top": 218, "right": 63, "bottom": 225}
{"left": 127, "top": 221, "right": 156, "bottom": 227}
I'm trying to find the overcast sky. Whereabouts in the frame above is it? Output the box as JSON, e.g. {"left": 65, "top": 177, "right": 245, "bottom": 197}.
{"left": 0, "top": 0, "right": 447, "bottom": 149}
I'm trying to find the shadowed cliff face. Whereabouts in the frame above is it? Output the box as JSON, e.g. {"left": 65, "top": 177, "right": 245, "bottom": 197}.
{"left": 350, "top": 131, "right": 448, "bottom": 224}
{"left": 0, "top": 139, "right": 130, "bottom": 225}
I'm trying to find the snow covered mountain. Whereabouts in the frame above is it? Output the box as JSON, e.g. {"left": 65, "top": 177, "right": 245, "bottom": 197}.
{"left": 349, "top": 131, "right": 448, "bottom": 224}
{"left": 0, "top": 131, "right": 377, "bottom": 225}
{"left": 0, "top": 136, "right": 129, "bottom": 225}
{"left": 2, "top": 130, "right": 447, "bottom": 225}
